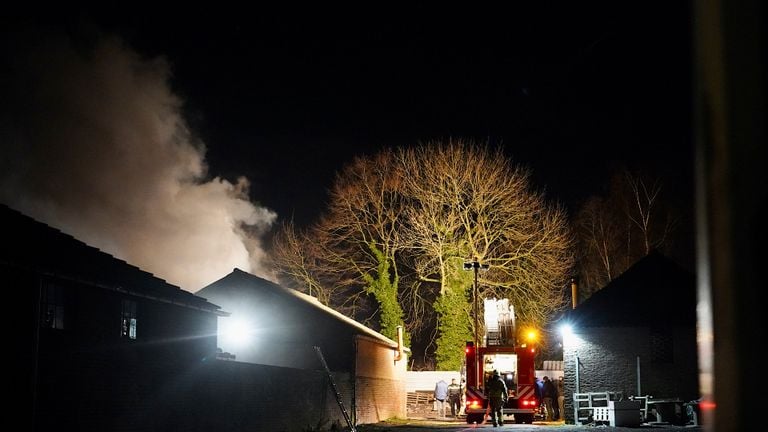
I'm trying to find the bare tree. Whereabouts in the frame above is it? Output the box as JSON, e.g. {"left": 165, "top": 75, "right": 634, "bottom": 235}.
{"left": 574, "top": 168, "right": 677, "bottom": 297}
{"left": 311, "top": 150, "right": 410, "bottom": 343}
{"left": 273, "top": 141, "right": 574, "bottom": 368}
{"left": 625, "top": 171, "right": 673, "bottom": 254}
{"left": 271, "top": 220, "right": 334, "bottom": 304}
{"left": 573, "top": 195, "right": 623, "bottom": 296}
{"left": 400, "top": 140, "right": 574, "bottom": 368}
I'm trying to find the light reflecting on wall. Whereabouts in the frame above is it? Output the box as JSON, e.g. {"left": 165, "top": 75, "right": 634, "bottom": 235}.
{"left": 219, "top": 317, "right": 257, "bottom": 349}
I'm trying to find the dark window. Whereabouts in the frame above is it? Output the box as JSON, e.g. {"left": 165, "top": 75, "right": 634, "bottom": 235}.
{"left": 121, "top": 299, "right": 137, "bottom": 339}
{"left": 650, "top": 327, "right": 673, "bottom": 363}
{"left": 40, "top": 282, "right": 67, "bottom": 329}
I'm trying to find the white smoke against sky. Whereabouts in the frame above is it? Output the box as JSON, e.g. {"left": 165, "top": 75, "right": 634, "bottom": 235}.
{"left": 0, "top": 32, "right": 276, "bottom": 291}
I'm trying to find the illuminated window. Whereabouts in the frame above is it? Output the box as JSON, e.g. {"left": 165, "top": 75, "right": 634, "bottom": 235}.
{"left": 121, "top": 299, "right": 137, "bottom": 340}
{"left": 40, "top": 282, "right": 67, "bottom": 330}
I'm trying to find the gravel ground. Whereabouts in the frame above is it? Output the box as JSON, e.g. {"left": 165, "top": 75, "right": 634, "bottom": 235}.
{"left": 356, "top": 418, "right": 703, "bottom": 432}
{"left": 350, "top": 404, "right": 703, "bottom": 432}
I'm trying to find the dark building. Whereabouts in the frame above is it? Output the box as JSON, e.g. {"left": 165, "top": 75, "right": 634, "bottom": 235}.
{"left": 2, "top": 204, "right": 224, "bottom": 431}
{"left": 196, "top": 269, "right": 410, "bottom": 423}
{"left": 561, "top": 251, "right": 699, "bottom": 424}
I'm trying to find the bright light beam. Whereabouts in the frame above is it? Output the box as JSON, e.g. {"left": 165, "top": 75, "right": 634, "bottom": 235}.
{"left": 219, "top": 318, "right": 255, "bottom": 347}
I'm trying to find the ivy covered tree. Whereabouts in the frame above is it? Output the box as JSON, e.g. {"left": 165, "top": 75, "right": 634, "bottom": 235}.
{"left": 273, "top": 140, "right": 573, "bottom": 368}
{"left": 399, "top": 140, "right": 573, "bottom": 368}
{"left": 273, "top": 150, "right": 410, "bottom": 345}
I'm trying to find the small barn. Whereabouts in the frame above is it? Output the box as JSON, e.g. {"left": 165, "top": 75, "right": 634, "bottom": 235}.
{"left": 196, "top": 269, "right": 410, "bottom": 424}
{"left": 562, "top": 251, "right": 699, "bottom": 424}
{"left": 2, "top": 204, "right": 224, "bottom": 432}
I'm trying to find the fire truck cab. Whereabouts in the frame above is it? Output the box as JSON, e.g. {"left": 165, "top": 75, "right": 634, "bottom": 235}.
{"left": 463, "top": 299, "right": 538, "bottom": 424}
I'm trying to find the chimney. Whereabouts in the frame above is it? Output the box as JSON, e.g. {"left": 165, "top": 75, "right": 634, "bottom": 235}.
{"left": 394, "top": 325, "right": 404, "bottom": 361}
{"left": 571, "top": 278, "right": 578, "bottom": 309}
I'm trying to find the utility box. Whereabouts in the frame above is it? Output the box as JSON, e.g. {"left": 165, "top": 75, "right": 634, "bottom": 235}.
{"left": 608, "top": 400, "right": 642, "bottom": 427}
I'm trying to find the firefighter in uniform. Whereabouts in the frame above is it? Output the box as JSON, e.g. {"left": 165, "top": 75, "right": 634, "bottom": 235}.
{"left": 486, "top": 370, "right": 508, "bottom": 427}
{"left": 447, "top": 378, "right": 462, "bottom": 417}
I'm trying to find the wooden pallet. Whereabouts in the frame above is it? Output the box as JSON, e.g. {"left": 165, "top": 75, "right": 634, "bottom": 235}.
{"left": 407, "top": 391, "right": 433, "bottom": 406}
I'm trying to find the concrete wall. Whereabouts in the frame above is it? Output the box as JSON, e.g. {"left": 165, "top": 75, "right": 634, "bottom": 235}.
{"left": 152, "top": 360, "right": 355, "bottom": 432}
{"left": 563, "top": 326, "right": 699, "bottom": 424}
{"left": 405, "top": 371, "right": 462, "bottom": 392}
{"left": 150, "top": 352, "right": 405, "bottom": 432}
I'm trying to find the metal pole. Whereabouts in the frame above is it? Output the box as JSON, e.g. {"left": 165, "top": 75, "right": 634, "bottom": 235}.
{"left": 636, "top": 356, "right": 641, "bottom": 396}
{"left": 575, "top": 356, "right": 580, "bottom": 394}
{"left": 473, "top": 260, "right": 479, "bottom": 388}
{"left": 571, "top": 278, "right": 578, "bottom": 309}
{"left": 464, "top": 257, "right": 487, "bottom": 390}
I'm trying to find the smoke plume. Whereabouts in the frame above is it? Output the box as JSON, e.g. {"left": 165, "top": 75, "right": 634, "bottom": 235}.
{"left": 0, "top": 31, "right": 276, "bottom": 291}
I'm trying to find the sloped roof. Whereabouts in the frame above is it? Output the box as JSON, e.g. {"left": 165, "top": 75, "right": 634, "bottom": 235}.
{"left": 197, "top": 268, "right": 408, "bottom": 350}
{"left": 0, "top": 203, "right": 222, "bottom": 314}
{"left": 567, "top": 250, "right": 696, "bottom": 327}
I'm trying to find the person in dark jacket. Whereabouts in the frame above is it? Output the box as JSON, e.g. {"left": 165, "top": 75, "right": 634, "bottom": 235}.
{"left": 486, "top": 370, "right": 508, "bottom": 427}
{"left": 542, "top": 376, "right": 556, "bottom": 421}
{"left": 534, "top": 376, "right": 544, "bottom": 418}
{"left": 556, "top": 377, "right": 564, "bottom": 420}
{"left": 447, "top": 378, "right": 462, "bottom": 417}
{"left": 550, "top": 376, "right": 560, "bottom": 420}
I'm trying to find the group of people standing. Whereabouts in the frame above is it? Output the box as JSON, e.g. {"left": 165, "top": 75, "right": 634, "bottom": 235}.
{"left": 434, "top": 373, "right": 566, "bottom": 424}
{"left": 437, "top": 371, "right": 508, "bottom": 426}
{"left": 536, "top": 375, "right": 565, "bottom": 421}
{"left": 434, "top": 378, "right": 463, "bottom": 418}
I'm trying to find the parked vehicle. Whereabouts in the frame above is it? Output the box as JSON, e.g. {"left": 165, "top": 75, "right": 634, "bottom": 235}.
{"left": 463, "top": 299, "right": 539, "bottom": 424}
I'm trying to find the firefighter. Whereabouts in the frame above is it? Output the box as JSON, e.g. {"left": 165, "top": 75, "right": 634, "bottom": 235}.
{"left": 447, "top": 378, "right": 462, "bottom": 417}
{"left": 534, "top": 376, "right": 544, "bottom": 418}
{"left": 542, "top": 376, "right": 556, "bottom": 421}
{"left": 486, "top": 370, "right": 508, "bottom": 427}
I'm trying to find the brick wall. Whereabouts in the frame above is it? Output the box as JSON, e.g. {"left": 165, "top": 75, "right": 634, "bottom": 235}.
{"left": 355, "top": 336, "right": 408, "bottom": 423}
{"left": 563, "top": 326, "right": 698, "bottom": 424}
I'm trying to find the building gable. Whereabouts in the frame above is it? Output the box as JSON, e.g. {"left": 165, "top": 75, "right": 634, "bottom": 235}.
{"left": 568, "top": 251, "right": 696, "bottom": 327}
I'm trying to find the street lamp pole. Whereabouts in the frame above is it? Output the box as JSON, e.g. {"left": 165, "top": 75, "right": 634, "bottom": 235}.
{"left": 463, "top": 257, "right": 488, "bottom": 388}
{"left": 472, "top": 261, "right": 479, "bottom": 354}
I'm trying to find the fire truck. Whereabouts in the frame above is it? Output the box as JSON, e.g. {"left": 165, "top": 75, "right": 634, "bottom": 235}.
{"left": 463, "top": 298, "right": 539, "bottom": 424}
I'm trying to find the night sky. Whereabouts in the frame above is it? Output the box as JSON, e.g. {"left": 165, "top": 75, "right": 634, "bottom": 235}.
{"left": 184, "top": 5, "right": 691, "bottom": 220}
{"left": 0, "top": 4, "right": 695, "bottom": 289}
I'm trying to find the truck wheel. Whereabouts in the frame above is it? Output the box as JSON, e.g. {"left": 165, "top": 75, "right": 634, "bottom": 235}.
{"left": 466, "top": 414, "right": 483, "bottom": 424}
{"left": 515, "top": 414, "right": 533, "bottom": 424}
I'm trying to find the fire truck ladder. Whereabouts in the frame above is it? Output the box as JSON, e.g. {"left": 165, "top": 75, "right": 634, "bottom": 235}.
{"left": 484, "top": 298, "right": 515, "bottom": 346}
{"left": 314, "top": 346, "right": 357, "bottom": 432}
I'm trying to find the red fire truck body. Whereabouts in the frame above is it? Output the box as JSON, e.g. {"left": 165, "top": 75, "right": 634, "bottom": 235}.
{"left": 463, "top": 299, "right": 539, "bottom": 424}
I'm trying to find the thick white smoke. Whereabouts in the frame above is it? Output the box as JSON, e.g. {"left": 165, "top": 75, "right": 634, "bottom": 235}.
{"left": 0, "top": 33, "right": 276, "bottom": 291}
